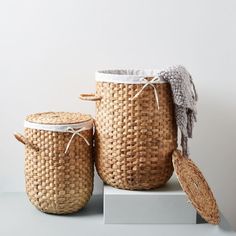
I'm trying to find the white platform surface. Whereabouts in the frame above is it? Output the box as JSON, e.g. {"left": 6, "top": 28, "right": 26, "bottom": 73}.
{"left": 0, "top": 192, "right": 235, "bottom": 236}
{"left": 104, "top": 176, "right": 196, "bottom": 224}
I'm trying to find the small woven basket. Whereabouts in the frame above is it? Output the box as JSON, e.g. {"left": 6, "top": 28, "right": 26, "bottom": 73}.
{"left": 80, "top": 70, "right": 177, "bottom": 190}
{"left": 14, "top": 112, "right": 94, "bottom": 214}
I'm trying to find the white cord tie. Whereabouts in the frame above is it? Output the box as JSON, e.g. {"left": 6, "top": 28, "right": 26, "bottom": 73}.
{"left": 131, "top": 77, "right": 161, "bottom": 109}
{"left": 65, "top": 127, "right": 90, "bottom": 154}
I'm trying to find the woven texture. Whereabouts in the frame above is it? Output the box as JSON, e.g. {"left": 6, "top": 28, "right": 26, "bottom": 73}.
{"left": 159, "top": 65, "right": 198, "bottom": 156}
{"left": 26, "top": 112, "right": 91, "bottom": 124}
{"left": 95, "top": 82, "right": 177, "bottom": 190}
{"left": 24, "top": 112, "right": 94, "bottom": 214}
{"left": 172, "top": 150, "right": 220, "bottom": 224}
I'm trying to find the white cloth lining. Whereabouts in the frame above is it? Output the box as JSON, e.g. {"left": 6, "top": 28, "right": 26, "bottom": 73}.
{"left": 95, "top": 69, "right": 167, "bottom": 84}
{"left": 24, "top": 120, "right": 93, "bottom": 132}
{"left": 24, "top": 120, "right": 93, "bottom": 154}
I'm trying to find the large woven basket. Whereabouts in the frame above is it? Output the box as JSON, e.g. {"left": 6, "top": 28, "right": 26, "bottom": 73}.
{"left": 14, "top": 112, "right": 94, "bottom": 214}
{"left": 80, "top": 70, "right": 177, "bottom": 190}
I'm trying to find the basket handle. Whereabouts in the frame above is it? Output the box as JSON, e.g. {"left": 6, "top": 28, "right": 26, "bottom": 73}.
{"left": 14, "top": 132, "right": 39, "bottom": 152}
{"left": 79, "top": 93, "right": 102, "bottom": 101}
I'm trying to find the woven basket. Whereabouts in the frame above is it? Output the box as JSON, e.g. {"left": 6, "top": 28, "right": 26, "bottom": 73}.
{"left": 80, "top": 70, "right": 177, "bottom": 190}
{"left": 14, "top": 112, "right": 94, "bottom": 214}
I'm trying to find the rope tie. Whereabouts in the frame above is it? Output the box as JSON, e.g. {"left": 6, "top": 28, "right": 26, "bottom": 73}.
{"left": 131, "top": 77, "right": 161, "bottom": 109}
{"left": 65, "top": 127, "right": 90, "bottom": 154}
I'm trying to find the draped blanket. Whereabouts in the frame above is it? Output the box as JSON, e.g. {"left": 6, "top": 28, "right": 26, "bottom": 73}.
{"left": 158, "top": 65, "right": 198, "bottom": 156}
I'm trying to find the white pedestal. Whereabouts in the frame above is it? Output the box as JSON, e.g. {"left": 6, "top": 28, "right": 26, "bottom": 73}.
{"left": 104, "top": 176, "right": 197, "bottom": 224}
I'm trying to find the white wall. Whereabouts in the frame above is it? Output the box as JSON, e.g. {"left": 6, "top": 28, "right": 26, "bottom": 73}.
{"left": 0, "top": 0, "right": 236, "bottom": 229}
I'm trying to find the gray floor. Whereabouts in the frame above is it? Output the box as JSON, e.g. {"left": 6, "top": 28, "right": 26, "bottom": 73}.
{"left": 0, "top": 192, "right": 235, "bottom": 236}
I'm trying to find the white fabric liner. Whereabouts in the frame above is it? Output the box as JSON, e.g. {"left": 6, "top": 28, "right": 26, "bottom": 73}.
{"left": 96, "top": 69, "right": 167, "bottom": 84}
{"left": 24, "top": 119, "right": 93, "bottom": 132}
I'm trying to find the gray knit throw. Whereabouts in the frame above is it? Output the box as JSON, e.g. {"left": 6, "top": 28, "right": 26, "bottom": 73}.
{"left": 158, "top": 65, "right": 198, "bottom": 156}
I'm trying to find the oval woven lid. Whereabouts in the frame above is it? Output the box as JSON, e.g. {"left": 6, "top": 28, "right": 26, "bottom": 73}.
{"left": 26, "top": 112, "right": 92, "bottom": 125}
{"left": 172, "top": 150, "right": 220, "bottom": 225}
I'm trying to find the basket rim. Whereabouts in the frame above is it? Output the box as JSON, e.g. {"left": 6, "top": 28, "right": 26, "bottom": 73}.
{"left": 96, "top": 69, "right": 167, "bottom": 84}
{"left": 25, "top": 112, "right": 92, "bottom": 125}
{"left": 24, "top": 119, "right": 93, "bottom": 133}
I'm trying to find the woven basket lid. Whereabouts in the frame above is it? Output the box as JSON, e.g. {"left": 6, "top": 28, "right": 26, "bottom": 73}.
{"left": 26, "top": 112, "right": 92, "bottom": 125}
{"left": 172, "top": 150, "right": 220, "bottom": 225}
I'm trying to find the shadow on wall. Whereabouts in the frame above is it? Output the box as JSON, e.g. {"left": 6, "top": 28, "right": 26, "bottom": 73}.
{"left": 192, "top": 93, "right": 236, "bottom": 231}
{"left": 218, "top": 212, "right": 235, "bottom": 232}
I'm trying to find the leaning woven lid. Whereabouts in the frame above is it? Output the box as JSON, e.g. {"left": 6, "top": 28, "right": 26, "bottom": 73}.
{"left": 172, "top": 150, "right": 220, "bottom": 224}
{"left": 26, "top": 112, "right": 92, "bottom": 125}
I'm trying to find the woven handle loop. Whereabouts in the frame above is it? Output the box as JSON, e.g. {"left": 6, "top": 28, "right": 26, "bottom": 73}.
{"left": 14, "top": 133, "right": 27, "bottom": 145}
{"left": 79, "top": 93, "right": 102, "bottom": 101}
{"left": 14, "top": 133, "right": 39, "bottom": 152}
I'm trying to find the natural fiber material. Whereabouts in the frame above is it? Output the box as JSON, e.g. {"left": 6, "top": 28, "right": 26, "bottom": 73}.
{"left": 26, "top": 112, "right": 91, "bottom": 124}
{"left": 19, "top": 112, "right": 94, "bottom": 214}
{"left": 172, "top": 150, "right": 220, "bottom": 224}
{"left": 94, "top": 81, "right": 177, "bottom": 190}
{"left": 94, "top": 66, "right": 198, "bottom": 157}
